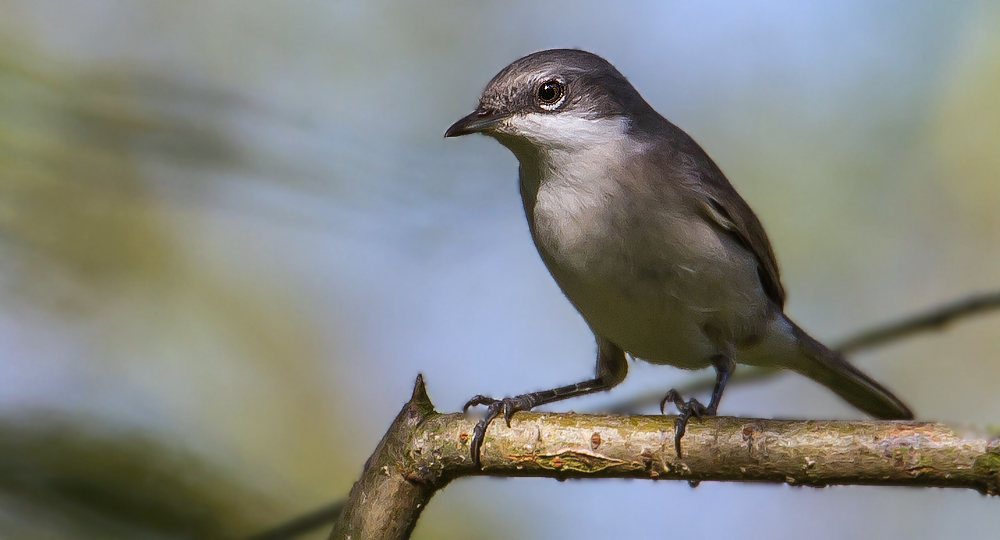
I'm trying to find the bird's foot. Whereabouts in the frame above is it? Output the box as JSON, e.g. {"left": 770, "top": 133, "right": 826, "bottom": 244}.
{"left": 463, "top": 394, "right": 535, "bottom": 467}
{"left": 660, "top": 389, "right": 714, "bottom": 458}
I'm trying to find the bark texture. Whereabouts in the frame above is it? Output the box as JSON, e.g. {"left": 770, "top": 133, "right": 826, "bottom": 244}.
{"left": 330, "top": 376, "right": 1000, "bottom": 540}
{"left": 330, "top": 376, "right": 445, "bottom": 540}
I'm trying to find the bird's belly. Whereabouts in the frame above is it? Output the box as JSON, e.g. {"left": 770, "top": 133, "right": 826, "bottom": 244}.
{"left": 526, "top": 168, "right": 770, "bottom": 369}
{"left": 544, "top": 260, "right": 720, "bottom": 370}
{"left": 532, "top": 212, "right": 770, "bottom": 369}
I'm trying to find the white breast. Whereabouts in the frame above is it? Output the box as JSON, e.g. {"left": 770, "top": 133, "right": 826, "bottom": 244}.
{"left": 532, "top": 153, "right": 624, "bottom": 273}
{"left": 507, "top": 113, "right": 635, "bottom": 274}
{"left": 498, "top": 112, "right": 765, "bottom": 369}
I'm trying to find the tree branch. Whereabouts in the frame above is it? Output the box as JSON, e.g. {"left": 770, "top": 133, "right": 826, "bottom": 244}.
{"left": 329, "top": 376, "right": 438, "bottom": 540}
{"left": 835, "top": 291, "right": 1000, "bottom": 354}
{"left": 329, "top": 376, "right": 1000, "bottom": 540}
{"left": 253, "top": 291, "right": 1000, "bottom": 538}
{"left": 255, "top": 291, "right": 1000, "bottom": 539}
{"left": 247, "top": 502, "right": 344, "bottom": 540}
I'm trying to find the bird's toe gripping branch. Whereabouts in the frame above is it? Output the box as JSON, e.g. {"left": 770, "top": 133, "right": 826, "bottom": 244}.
{"left": 660, "top": 388, "right": 714, "bottom": 458}
{"left": 463, "top": 394, "right": 536, "bottom": 467}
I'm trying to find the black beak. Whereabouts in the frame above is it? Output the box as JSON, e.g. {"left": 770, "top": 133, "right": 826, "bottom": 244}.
{"left": 445, "top": 109, "right": 507, "bottom": 137}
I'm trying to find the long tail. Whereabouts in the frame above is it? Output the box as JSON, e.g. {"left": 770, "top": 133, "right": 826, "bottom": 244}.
{"left": 778, "top": 317, "right": 913, "bottom": 420}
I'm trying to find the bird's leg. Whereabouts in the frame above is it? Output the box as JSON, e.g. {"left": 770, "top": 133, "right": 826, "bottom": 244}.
{"left": 463, "top": 378, "right": 610, "bottom": 467}
{"left": 464, "top": 338, "right": 626, "bottom": 467}
{"left": 660, "top": 355, "right": 736, "bottom": 457}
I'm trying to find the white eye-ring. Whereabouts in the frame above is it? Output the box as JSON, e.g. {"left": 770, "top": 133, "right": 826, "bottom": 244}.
{"left": 537, "top": 80, "right": 565, "bottom": 110}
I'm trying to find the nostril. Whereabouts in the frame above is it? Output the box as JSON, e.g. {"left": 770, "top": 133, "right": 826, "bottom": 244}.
{"left": 476, "top": 107, "right": 493, "bottom": 117}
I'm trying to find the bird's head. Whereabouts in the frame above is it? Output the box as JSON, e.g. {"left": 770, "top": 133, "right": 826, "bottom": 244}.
{"left": 445, "top": 49, "right": 654, "bottom": 158}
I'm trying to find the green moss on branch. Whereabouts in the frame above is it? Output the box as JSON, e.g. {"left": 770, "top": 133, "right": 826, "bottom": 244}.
{"left": 331, "top": 377, "right": 999, "bottom": 540}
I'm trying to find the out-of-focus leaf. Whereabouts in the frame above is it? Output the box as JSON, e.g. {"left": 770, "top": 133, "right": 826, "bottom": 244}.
{"left": 0, "top": 412, "right": 279, "bottom": 539}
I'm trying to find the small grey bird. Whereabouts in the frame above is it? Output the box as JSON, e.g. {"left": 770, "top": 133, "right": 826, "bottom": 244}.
{"left": 446, "top": 49, "right": 912, "bottom": 465}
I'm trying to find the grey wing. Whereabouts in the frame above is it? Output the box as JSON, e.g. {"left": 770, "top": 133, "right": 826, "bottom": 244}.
{"left": 699, "top": 191, "right": 785, "bottom": 307}
{"left": 651, "top": 120, "right": 786, "bottom": 307}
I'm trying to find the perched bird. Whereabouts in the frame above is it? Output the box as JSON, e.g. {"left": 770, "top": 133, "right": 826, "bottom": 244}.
{"left": 445, "top": 49, "right": 912, "bottom": 465}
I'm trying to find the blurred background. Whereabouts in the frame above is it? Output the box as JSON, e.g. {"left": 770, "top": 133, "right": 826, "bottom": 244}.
{"left": 1, "top": 1, "right": 999, "bottom": 538}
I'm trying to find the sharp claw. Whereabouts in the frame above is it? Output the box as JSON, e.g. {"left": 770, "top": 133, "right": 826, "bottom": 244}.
{"left": 660, "top": 389, "right": 680, "bottom": 414}
{"left": 673, "top": 416, "right": 686, "bottom": 457}
{"left": 689, "top": 399, "right": 704, "bottom": 420}
{"left": 470, "top": 421, "right": 487, "bottom": 467}
{"left": 464, "top": 395, "right": 533, "bottom": 468}
{"left": 463, "top": 394, "right": 493, "bottom": 413}
{"left": 503, "top": 400, "right": 516, "bottom": 427}
{"left": 469, "top": 406, "right": 500, "bottom": 468}
{"left": 660, "top": 389, "right": 715, "bottom": 459}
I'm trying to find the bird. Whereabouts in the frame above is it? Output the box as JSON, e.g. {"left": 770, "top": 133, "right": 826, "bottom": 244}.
{"left": 445, "top": 49, "right": 913, "bottom": 466}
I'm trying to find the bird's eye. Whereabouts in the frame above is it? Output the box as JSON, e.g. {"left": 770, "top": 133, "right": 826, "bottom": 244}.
{"left": 537, "top": 80, "right": 564, "bottom": 106}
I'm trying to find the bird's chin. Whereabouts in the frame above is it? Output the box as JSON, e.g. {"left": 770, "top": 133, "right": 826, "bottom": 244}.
{"left": 487, "top": 129, "right": 517, "bottom": 145}
{"left": 488, "top": 132, "right": 540, "bottom": 163}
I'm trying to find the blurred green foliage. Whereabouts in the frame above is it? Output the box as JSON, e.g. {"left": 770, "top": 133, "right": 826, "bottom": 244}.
{"left": 0, "top": 40, "right": 304, "bottom": 539}
{"left": 0, "top": 32, "right": 503, "bottom": 539}
{"left": 0, "top": 412, "right": 275, "bottom": 539}
{"left": 0, "top": 39, "right": 248, "bottom": 301}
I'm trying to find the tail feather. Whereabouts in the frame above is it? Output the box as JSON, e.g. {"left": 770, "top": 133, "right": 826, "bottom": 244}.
{"left": 785, "top": 319, "right": 913, "bottom": 420}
